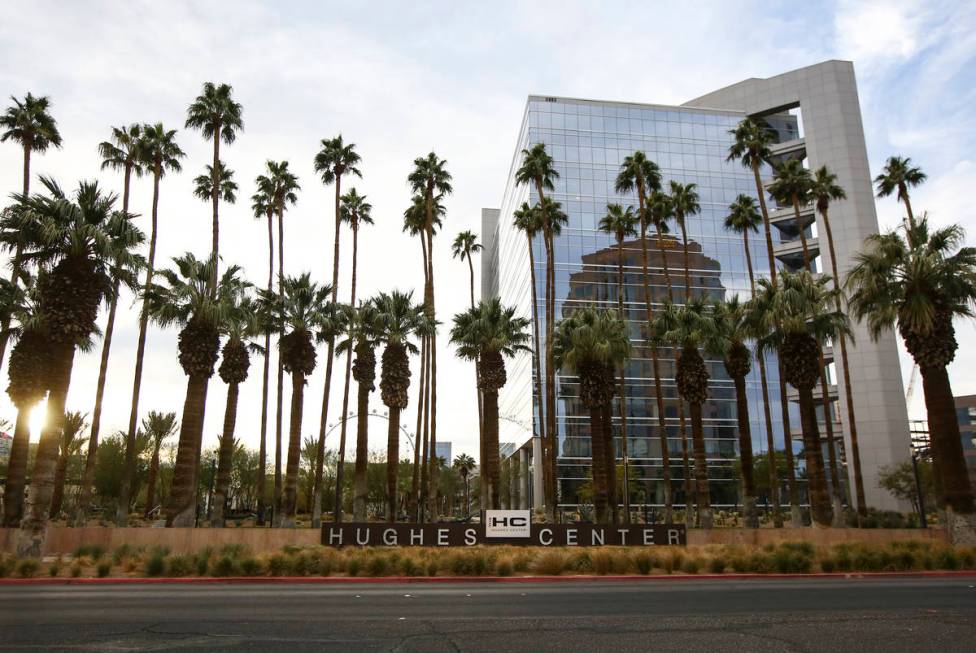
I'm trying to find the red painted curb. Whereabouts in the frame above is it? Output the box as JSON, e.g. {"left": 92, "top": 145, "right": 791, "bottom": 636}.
{"left": 2, "top": 570, "right": 975, "bottom": 586}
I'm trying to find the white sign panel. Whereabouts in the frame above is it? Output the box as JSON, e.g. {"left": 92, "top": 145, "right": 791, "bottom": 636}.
{"left": 484, "top": 510, "right": 531, "bottom": 538}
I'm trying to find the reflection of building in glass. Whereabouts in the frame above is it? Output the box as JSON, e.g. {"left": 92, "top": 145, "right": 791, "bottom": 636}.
{"left": 483, "top": 61, "right": 913, "bottom": 513}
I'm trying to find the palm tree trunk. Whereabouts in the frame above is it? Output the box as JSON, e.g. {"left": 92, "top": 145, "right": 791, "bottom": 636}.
{"left": 313, "top": 173, "right": 344, "bottom": 527}
{"left": 274, "top": 207, "right": 286, "bottom": 526}
{"left": 732, "top": 373, "right": 758, "bottom": 528}
{"left": 419, "top": 341, "right": 431, "bottom": 520}
{"left": 797, "top": 384, "right": 833, "bottom": 527}
{"left": 751, "top": 162, "right": 801, "bottom": 527}
{"left": 680, "top": 221, "right": 691, "bottom": 302}
{"left": 209, "top": 127, "right": 221, "bottom": 292}
{"left": 689, "top": 399, "right": 712, "bottom": 529}
{"left": 0, "top": 147, "right": 31, "bottom": 371}
{"left": 211, "top": 382, "right": 240, "bottom": 527}
{"left": 535, "top": 177, "right": 559, "bottom": 522}
{"left": 257, "top": 210, "right": 273, "bottom": 526}
{"left": 467, "top": 255, "right": 485, "bottom": 499}
{"left": 426, "top": 224, "right": 440, "bottom": 520}
{"left": 144, "top": 446, "right": 161, "bottom": 519}
{"left": 165, "top": 374, "right": 210, "bottom": 527}
{"left": 333, "top": 223, "right": 360, "bottom": 523}
{"left": 49, "top": 446, "right": 70, "bottom": 519}
{"left": 18, "top": 344, "right": 75, "bottom": 557}
{"left": 353, "top": 371, "right": 370, "bottom": 521}
{"left": 588, "top": 404, "right": 609, "bottom": 524}
{"left": 411, "top": 335, "right": 427, "bottom": 520}
{"left": 484, "top": 388, "right": 501, "bottom": 510}
{"left": 679, "top": 221, "right": 697, "bottom": 525}
{"left": 920, "top": 364, "right": 975, "bottom": 513}
{"left": 615, "top": 238, "right": 630, "bottom": 524}
{"left": 386, "top": 405, "right": 401, "bottom": 521}
{"left": 525, "top": 233, "right": 548, "bottom": 514}
{"left": 282, "top": 371, "right": 305, "bottom": 526}
{"left": 602, "top": 403, "right": 617, "bottom": 524}
{"left": 117, "top": 165, "right": 161, "bottom": 526}
{"left": 3, "top": 408, "right": 32, "bottom": 526}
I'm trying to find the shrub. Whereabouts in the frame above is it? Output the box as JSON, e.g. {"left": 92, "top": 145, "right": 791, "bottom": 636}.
{"left": 70, "top": 563, "right": 82, "bottom": 578}
{"left": 772, "top": 543, "right": 813, "bottom": 573}
{"left": 74, "top": 544, "right": 106, "bottom": 561}
{"left": 267, "top": 553, "right": 290, "bottom": 577}
{"left": 400, "top": 556, "right": 421, "bottom": 577}
{"left": 17, "top": 558, "right": 40, "bottom": 578}
{"left": 426, "top": 558, "right": 439, "bottom": 577}
{"left": 212, "top": 554, "right": 239, "bottom": 577}
{"left": 346, "top": 556, "right": 363, "bottom": 577}
{"left": 96, "top": 561, "right": 112, "bottom": 578}
{"left": 634, "top": 551, "right": 655, "bottom": 575}
{"left": 707, "top": 556, "right": 726, "bottom": 574}
{"left": 167, "top": 555, "right": 194, "bottom": 577}
{"left": 662, "top": 550, "right": 683, "bottom": 574}
{"left": 512, "top": 552, "right": 533, "bottom": 572}
{"left": 495, "top": 557, "right": 514, "bottom": 577}
{"left": 194, "top": 549, "right": 212, "bottom": 576}
{"left": 48, "top": 560, "right": 62, "bottom": 578}
{"left": 366, "top": 554, "right": 391, "bottom": 577}
{"left": 0, "top": 556, "right": 11, "bottom": 578}
{"left": 240, "top": 556, "right": 264, "bottom": 577}
{"left": 680, "top": 556, "right": 701, "bottom": 575}
{"left": 289, "top": 552, "right": 308, "bottom": 576}
{"left": 532, "top": 552, "right": 567, "bottom": 576}
{"left": 818, "top": 555, "right": 836, "bottom": 573}
{"left": 568, "top": 550, "right": 593, "bottom": 573}
{"left": 112, "top": 544, "right": 136, "bottom": 566}
{"left": 144, "top": 551, "right": 167, "bottom": 577}
{"left": 219, "top": 543, "right": 248, "bottom": 558}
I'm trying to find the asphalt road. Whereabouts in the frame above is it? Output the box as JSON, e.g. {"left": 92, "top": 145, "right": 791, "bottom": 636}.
{"left": 1, "top": 577, "right": 975, "bottom": 652}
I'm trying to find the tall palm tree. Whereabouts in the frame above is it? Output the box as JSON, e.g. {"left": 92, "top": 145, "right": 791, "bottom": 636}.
{"left": 211, "top": 295, "right": 259, "bottom": 527}
{"left": 728, "top": 117, "right": 802, "bottom": 526}
{"left": 709, "top": 297, "right": 759, "bottom": 528}
{"left": 847, "top": 216, "right": 976, "bottom": 516}
{"left": 250, "top": 186, "right": 275, "bottom": 524}
{"left": 268, "top": 273, "right": 332, "bottom": 527}
{"left": 73, "top": 124, "right": 146, "bottom": 526}
{"left": 769, "top": 159, "right": 845, "bottom": 523}
{"left": 193, "top": 161, "right": 238, "bottom": 205}
{"left": 453, "top": 453, "right": 476, "bottom": 516}
{"left": 142, "top": 411, "right": 177, "bottom": 519}
{"left": 751, "top": 271, "right": 851, "bottom": 527}
{"left": 17, "top": 179, "right": 134, "bottom": 556}
{"left": 312, "top": 134, "right": 361, "bottom": 527}
{"left": 615, "top": 153, "right": 673, "bottom": 522}
{"left": 811, "top": 166, "right": 866, "bottom": 516}
{"left": 332, "top": 188, "right": 372, "bottom": 521}
{"left": 669, "top": 181, "right": 701, "bottom": 302}
{"left": 874, "top": 155, "right": 927, "bottom": 227}
{"left": 515, "top": 143, "right": 559, "bottom": 516}
{"left": 450, "top": 298, "right": 531, "bottom": 510}
{"left": 260, "top": 160, "right": 299, "bottom": 525}
{"left": 49, "top": 411, "right": 87, "bottom": 518}
{"left": 185, "top": 81, "right": 243, "bottom": 284}
{"left": 375, "top": 290, "right": 426, "bottom": 521}
{"left": 337, "top": 301, "right": 380, "bottom": 521}
{"left": 147, "top": 253, "right": 248, "bottom": 527}
{"left": 598, "top": 203, "right": 638, "bottom": 523}
{"left": 724, "top": 194, "right": 781, "bottom": 526}
{"left": 117, "top": 122, "right": 184, "bottom": 525}
{"left": 510, "top": 202, "right": 549, "bottom": 511}
{"left": 0, "top": 92, "right": 62, "bottom": 369}
{"left": 552, "top": 307, "right": 630, "bottom": 524}
{"left": 654, "top": 299, "right": 719, "bottom": 528}
{"left": 408, "top": 152, "right": 453, "bottom": 520}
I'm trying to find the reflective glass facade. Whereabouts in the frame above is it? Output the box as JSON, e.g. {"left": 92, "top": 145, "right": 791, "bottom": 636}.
{"left": 487, "top": 96, "right": 810, "bottom": 511}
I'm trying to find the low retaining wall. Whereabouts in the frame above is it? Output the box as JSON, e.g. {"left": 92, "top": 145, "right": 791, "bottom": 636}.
{"left": 0, "top": 525, "right": 947, "bottom": 556}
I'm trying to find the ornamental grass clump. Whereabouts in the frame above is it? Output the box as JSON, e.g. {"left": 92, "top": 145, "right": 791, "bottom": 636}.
{"left": 212, "top": 554, "right": 239, "bottom": 577}
{"left": 16, "top": 558, "right": 40, "bottom": 578}
{"left": 143, "top": 550, "right": 167, "bottom": 577}
{"left": 495, "top": 557, "right": 514, "bottom": 577}
{"left": 166, "top": 554, "right": 195, "bottom": 577}
{"left": 267, "top": 553, "right": 290, "bottom": 577}
{"left": 96, "top": 561, "right": 112, "bottom": 578}
{"left": 74, "top": 544, "right": 105, "bottom": 561}
{"left": 633, "top": 551, "right": 657, "bottom": 575}
{"left": 240, "top": 556, "right": 265, "bottom": 577}
{"left": 532, "top": 551, "right": 568, "bottom": 576}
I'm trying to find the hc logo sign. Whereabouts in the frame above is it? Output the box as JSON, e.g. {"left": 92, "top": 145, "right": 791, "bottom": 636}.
{"left": 485, "top": 510, "right": 531, "bottom": 538}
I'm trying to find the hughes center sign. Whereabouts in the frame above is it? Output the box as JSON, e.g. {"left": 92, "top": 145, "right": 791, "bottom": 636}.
{"left": 322, "top": 511, "right": 686, "bottom": 547}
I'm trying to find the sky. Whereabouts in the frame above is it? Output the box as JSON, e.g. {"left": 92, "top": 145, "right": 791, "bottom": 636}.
{"left": 0, "top": 0, "right": 974, "bottom": 461}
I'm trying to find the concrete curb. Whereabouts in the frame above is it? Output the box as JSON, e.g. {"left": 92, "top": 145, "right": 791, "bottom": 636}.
{"left": 2, "top": 570, "right": 975, "bottom": 586}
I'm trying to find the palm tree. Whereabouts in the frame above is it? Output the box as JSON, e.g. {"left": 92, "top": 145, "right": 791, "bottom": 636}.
{"left": 260, "top": 160, "right": 299, "bottom": 525}
{"left": 212, "top": 295, "right": 259, "bottom": 527}
{"left": 408, "top": 152, "right": 453, "bottom": 520}
{"left": 724, "top": 194, "right": 781, "bottom": 526}
{"left": 709, "top": 297, "right": 759, "bottom": 528}
{"left": 0, "top": 92, "right": 62, "bottom": 369}
{"left": 874, "top": 155, "right": 927, "bottom": 227}
{"left": 811, "top": 166, "right": 866, "bottom": 516}
{"left": 185, "top": 81, "right": 243, "bottom": 283}
{"left": 615, "top": 153, "right": 673, "bottom": 522}
{"left": 450, "top": 298, "right": 531, "bottom": 510}
{"left": 16, "top": 179, "right": 134, "bottom": 556}
{"left": 142, "top": 411, "right": 177, "bottom": 519}
{"left": 73, "top": 124, "right": 146, "bottom": 526}
{"left": 332, "top": 188, "right": 373, "bottom": 521}
{"left": 847, "top": 216, "right": 976, "bottom": 516}
{"left": 453, "top": 453, "right": 476, "bottom": 517}
{"left": 268, "top": 273, "right": 332, "bottom": 527}
{"left": 250, "top": 186, "right": 275, "bottom": 524}
{"left": 769, "top": 159, "right": 844, "bottom": 523}
{"left": 669, "top": 181, "right": 701, "bottom": 302}
{"left": 515, "top": 143, "right": 559, "bottom": 516}
{"left": 751, "top": 271, "right": 851, "bottom": 527}
{"left": 49, "top": 411, "right": 87, "bottom": 518}
{"left": 598, "top": 203, "right": 638, "bottom": 523}
{"left": 193, "top": 161, "right": 238, "bottom": 204}
{"left": 117, "top": 122, "right": 184, "bottom": 525}
{"left": 338, "top": 301, "right": 380, "bottom": 521}
{"left": 147, "top": 253, "right": 248, "bottom": 527}
{"left": 654, "top": 299, "right": 719, "bottom": 528}
{"left": 728, "top": 117, "right": 802, "bottom": 526}
{"left": 552, "top": 308, "right": 630, "bottom": 524}
{"left": 312, "top": 134, "right": 361, "bottom": 527}
{"left": 375, "top": 290, "right": 426, "bottom": 521}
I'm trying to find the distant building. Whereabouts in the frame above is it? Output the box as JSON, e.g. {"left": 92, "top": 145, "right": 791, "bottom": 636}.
{"left": 433, "top": 441, "right": 452, "bottom": 464}
{"left": 0, "top": 430, "right": 11, "bottom": 464}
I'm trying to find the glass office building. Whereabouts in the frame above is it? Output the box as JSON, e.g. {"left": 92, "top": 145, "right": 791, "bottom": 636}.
{"left": 485, "top": 62, "right": 915, "bottom": 514}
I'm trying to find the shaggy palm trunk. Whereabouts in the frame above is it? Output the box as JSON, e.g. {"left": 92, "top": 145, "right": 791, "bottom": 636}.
{"left": 751, "top": 162, "right": 801, "bottom": 527}
{"left": 797, "top": 385, "right": 833, "bottom": 527}
{"left": 257, "top": 210, "right": 273, "bottom": 526}
{"left": 165, "top": 375, "right": 210, "bottom": 527}
{"left": 677, "top": 345, "right": 711, "bottom": 529}
{"left": 353, "top": 357, "right": 373, "bottom": 522}
{"left": 920, "top": 364, "right": 975, "bottom": 513}
{"left": 588, "top": 404, "right": 609, "bottom": 524}
{"left": 386, "top": 406, "right": 401, "bottom": 521}
{"left": 535, "top": 178, "right": 558, "bottom": 521}
{"left": 118, "top": 163, "right": 162, "bottom": 526}
{"left": 49, "top": 445, "right": 71, "bottom": 519}
{"left": 688, "top": 400, "right": 712, "bottom": 528}
{"left": 282, "top": 371, "right": 306, "bottom": 526}
{"left": 525, "top": 232, "right": 548, "bottom": 514}
{"left": 3, "top": 409, "right": 32, "bottom": 526}
{"left": 482, "top": 388, "right": 501, "bottom": 510}
{"left": 732, "top": 371, "right": 759, "bottom": 528}
{"left": 144, "top": 445, "right": 161, "bottom": 519}
{"left": 602, "top": 403, "right": 617, "bottom": 524}
{"left": 211, "top": 383, "right": 240, "bottom": 527}
{"left": 18, "top": 345, "right": 75, "bottom": 557}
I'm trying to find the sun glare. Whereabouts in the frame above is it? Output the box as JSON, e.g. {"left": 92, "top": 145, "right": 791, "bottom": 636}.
{"left": 28, "top": 400, "right": 48, "bottom": 437}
